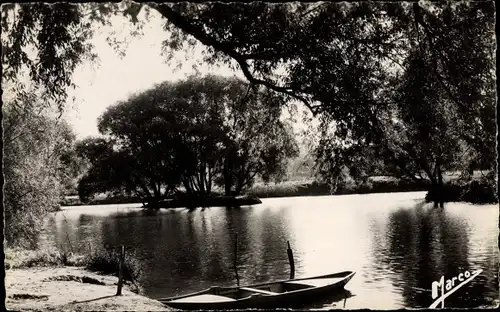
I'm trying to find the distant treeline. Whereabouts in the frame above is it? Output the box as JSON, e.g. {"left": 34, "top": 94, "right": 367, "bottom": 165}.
{"left": 62, "top": 172, "right": 497, "bottom": 207}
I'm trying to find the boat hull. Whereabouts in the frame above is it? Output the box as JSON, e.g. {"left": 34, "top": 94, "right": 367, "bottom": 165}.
{"left": 246, "top": 273, "right": 354, "bottom": 309}
{"left": 160, "top": 271, "right": 355, "bottom": 310}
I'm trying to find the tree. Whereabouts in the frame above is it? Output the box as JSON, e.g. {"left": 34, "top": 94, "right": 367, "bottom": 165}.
{"left": 3, "top": 2, "right": 494, "bottom": 116}
{"left": 218, "top": 77, "right": 299, "bottom": 195}
{"left": 3, "top": 90, "right": 77, "bottom": 248}
{"left": 3, "top": 2, "right": 496, "bottom": 201}
{"left": 381, "top": 2, "right": 495, "bottom": 205}
{"left": 1, "top": 2, "right": 144, "bottom": 111}
{"left": 311, "top": 2, "right": 496, "bottom": 205}
{"left": 82, "top": 75, "right": 299, "bottom": 201}
{"left": 96, "top": 76, "right": 230, "bottom": 197}
{"left": 377, "top": 50, "right": 463, "bottom": 207}
{"left": 0, "top": 2, "right": 438, "bottom": 114}
{"left": 79, "top": 76, "right": 230, "bottom": 202}
{"left": 78, "top": 112, "right": 186, "bottom": 205}
{"left": 57, "top": 122, "right": 88, "bottom": 195}
{"left": 76, "top": 137, "right": 131, "bottom": 203}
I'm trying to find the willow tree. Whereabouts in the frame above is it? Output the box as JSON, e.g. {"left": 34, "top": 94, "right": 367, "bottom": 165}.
{"left": 79, "top": 75, "right": 298, "bottom": 202}
{"left": 3, "top": 91, "right": 79, "bottom": 247}
{"left": 218, "top": 77, "right": 299, "bottom": 195}
{"left": 313, "top": 2, "right": 496, "bottom": 205}
{"left": 3, "top": 1, "right": 496, "bottom": 202}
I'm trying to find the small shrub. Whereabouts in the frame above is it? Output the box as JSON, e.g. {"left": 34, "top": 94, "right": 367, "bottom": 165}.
{"left": 5, "top": 247, "right": 67, "bottom": 269}
{"left": 82, "top": 247, "right": 143, "bottom": 289}
{"left": 461, "top": 180, "right": 498, "bottom": 204}
{"left": 5, "top": 246, "right": 145, "bottom": 294}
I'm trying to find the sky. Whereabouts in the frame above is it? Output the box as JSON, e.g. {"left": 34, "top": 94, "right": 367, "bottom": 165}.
{"left": 65, "top": 10, "right": 243, "bottom": 139}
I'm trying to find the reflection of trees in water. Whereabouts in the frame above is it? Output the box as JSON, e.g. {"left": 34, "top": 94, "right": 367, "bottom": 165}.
{"left": 221, "top": 207, "right": 293, "bottom": 284}
{"left": 95, "top": 209, "right": 241, "bottom": 297}
{"left": 223, "top": 207, "right": 251, "bottom": 282}
{"left": 98, "top": 210, "right": 207, "bottom": 294}
{"left": 258, "top": 208, "right": 295, "bottom": 281}
{"left": 197, "top": 210, "right": 233, "bottom": 283}
{"left": 43, "top": 212, "right": 96, "bottom": 252}
{"left": 40, "top": 213, "right": 57, "bottom": 248}
{"left": 74, "top": 214, "right": 99, "bottom": 252}
{"left": 375, "top": 202, "right": 495, "bottom": 308}
{"left": 54, "top": 206, "right": 335, "bottom": 303}
{"left": 51, "top": 211, "right": 82, "bottom": 252}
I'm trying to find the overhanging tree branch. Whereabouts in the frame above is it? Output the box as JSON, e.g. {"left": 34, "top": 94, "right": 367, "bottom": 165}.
{"left": 150, "top": 3, "right": 319, "bottom": 115}
{"left": 414, "top": 4, "right": 476, "bottom": 115}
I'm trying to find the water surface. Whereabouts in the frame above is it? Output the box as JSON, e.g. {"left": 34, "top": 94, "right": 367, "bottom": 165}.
{"left": 41, "top": 192, "right": 499, "bottom": 309}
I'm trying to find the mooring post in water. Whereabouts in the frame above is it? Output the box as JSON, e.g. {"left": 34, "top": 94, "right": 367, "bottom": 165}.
{"left": 287, "top": 240, "right": 295, "bottom": 279}
{"left": 343, "top": 289, "right": 348, "bottom": 308}
{"left": 116, "top": 245, "right": 125, "bottom": 296}
{"left": 233, "top": 233, "right": 240, "bottom": 286}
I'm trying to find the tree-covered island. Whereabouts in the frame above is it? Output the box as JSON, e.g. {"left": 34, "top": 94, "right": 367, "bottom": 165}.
{"left": 76, "top": 75, "right": 298, "bottom": 208}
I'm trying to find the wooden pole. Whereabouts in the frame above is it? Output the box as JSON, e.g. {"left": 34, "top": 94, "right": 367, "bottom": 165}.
{"left": 343, "top": 289, "right": 348, "bottom": 308}
{"left": 66, "top": 232, "right": 73, "bottom": 254}
{"left": 287, "top": 240, "right": 295, "bottom": 279}
{"left": 233, "top": 233, "right": 240, "bottom": 286}
{"left": 116, "top": 245, "right": 125, "bottom": 296}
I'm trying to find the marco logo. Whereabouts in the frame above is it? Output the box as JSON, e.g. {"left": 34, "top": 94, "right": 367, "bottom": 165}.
{"left": 430, "top": 269, "right": 483, "bottom": 308}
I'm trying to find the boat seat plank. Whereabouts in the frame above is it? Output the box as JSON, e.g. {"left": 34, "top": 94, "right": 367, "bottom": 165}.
{"left": 284, "top": 277, "right": 344, "bottom": 288}
{"left": 239, "top": 287, "right": 277, "bottom": 295}
{"left": 170, "top": 294, "right": 236, "bottom": 303}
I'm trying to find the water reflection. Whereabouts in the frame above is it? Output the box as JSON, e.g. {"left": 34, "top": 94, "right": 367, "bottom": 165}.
{"left": 41, "top": 193, "right": 498, "bottom": 309}
{"left": 373, "top": 202, "right": 498, "bottom": 308}
{"left": 87, "top": 206, "right": 297, "bottom": 298}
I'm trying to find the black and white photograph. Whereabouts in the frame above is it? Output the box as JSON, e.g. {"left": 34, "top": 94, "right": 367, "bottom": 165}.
{"left": 2, "top": 1, "right": 498, "bottom": 310}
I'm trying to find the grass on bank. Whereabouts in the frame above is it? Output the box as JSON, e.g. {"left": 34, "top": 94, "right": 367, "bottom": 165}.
{"left": 247, "top": 178, "right": 428, "bottom": 198}
{"left": 5, "top": 246, "right": 144, "bottom": 294}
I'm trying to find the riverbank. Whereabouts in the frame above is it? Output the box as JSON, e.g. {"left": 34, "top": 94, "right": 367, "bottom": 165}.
{"left": 425, "top": 179, "right": 498, "bottom": 204}
{"left": 5, "top": 248, "right": 171, "bottom": 311}
{"left": 143, "top": 194, "right": 262, "bottom": 209}
{"left": 61, "top": 174, "right": 497, "bottom": 207}
{"left": 247, "top": 177, "right": 427, "bottom": 198}
{"left": 60, "top": 178, "right": 425, "bottom": 207}
{"left": 5, "top": 266, "right": 169, "bottom": 311}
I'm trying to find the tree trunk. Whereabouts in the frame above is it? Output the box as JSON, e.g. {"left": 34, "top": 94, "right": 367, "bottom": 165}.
{"left": 428, "top": 171, "right": 439, "bottom": 208}
{"left": 431, "top": 181, "right": 438, "bottom": 208}
{"left": 437, "top": 159, "right": 444, "bottom": 208}
{"left": 151, "top": 180, "right": 161, "bottom": 200}
{"left": 430, "top": 158, "right": 445, "bottom": 208}
{"left": 234, "top": 176, "right": 244, "bottom": 196}
{"left": 225, "top": 180, "right": 233, "bottom": 195}
{"left": 223, "top": 157, "right": 233, "bottom": 196}
{"left": 182, "top": 178, "right": 193, "bottom": 194}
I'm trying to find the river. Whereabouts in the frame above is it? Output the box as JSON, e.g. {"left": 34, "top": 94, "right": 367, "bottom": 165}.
{"left": 40, "top": 191, "right": 498, "bottom": 309}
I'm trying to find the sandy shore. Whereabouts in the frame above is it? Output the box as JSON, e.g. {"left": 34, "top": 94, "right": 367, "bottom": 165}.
{"left": 5, "top": 266, "right": 172, "bottom": 311}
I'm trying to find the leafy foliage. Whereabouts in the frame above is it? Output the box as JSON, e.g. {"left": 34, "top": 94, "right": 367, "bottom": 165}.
{"left": 1, "top": 2, "right": 146, "bottom": 110}
{"left": 75, "top": 137, "right": 138, "bottom": 203}
{"left": 311, "top": 2, "right": 496, "bottom": 196}
{"left": 217, "top": 77, "right": 299, "bottom": 194}
{"left": 2, "top": 2, "right": 496, "bottom": 204}
{"left": 78, "top": 75, "right": 298, "bottom": 203}
{"left": 3, "top": 92, "right": 79, "bottom": 248}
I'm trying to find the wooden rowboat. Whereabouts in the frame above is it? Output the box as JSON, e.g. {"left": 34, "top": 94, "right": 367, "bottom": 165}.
{"left": 158, "top": 271, "right": 355, "bottom": 310}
